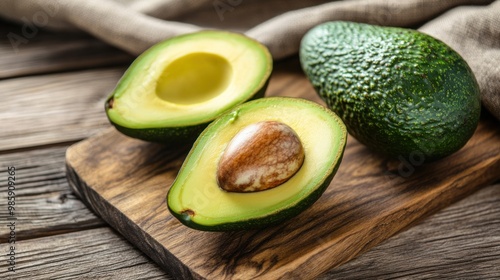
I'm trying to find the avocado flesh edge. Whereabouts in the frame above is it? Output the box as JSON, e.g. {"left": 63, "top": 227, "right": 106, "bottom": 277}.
{"left": 166, "top": 97, "right": 347, "bottom": 231}
{"left": 106, "top": 30, "right": 272, "bottom": 143}
{"left": 300, "top": 21, "right": 481, "bottom": 162}
{"left": 168, "top": 150, "right": 344, "bottom": 231}
{"left": 107, "top": 80, "right": 268, "bottom": 145}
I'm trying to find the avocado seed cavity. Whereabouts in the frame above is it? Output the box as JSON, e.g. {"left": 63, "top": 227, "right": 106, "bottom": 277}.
{"left": 156, "top": 53, "right": 232, "bottom": 105}
{"left": 217, "top": 121, "right": 305, "bottom": 192}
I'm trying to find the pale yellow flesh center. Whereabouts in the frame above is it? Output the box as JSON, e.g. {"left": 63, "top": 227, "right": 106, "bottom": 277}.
{"left": 156, "top": 53, "right": 233, "bottom": 105}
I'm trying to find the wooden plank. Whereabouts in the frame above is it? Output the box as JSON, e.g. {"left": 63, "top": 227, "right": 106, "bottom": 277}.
{"left": 322, "top": 183, "right": 500, "bottom": 279}
{"left": 0, "top": 227, "right": 170, "bottom": 280}
{"left": 65, "top": 68, "right": 500, "bottom": 279}
{"left": 3, "top": 183, "right": 498, "bottom": 279}
{"left": 0, "top": 68, "right": 124, "bottom": 151}
{"left": 0, "top": 58, "right": 302, "bottom": 152}
{"left": 267, "top": 59, "right": 321, "bottom": 100}
{"left": 2, "top": 182, "right": 498, "bottom": 279}
{"left": 0, "top": 146, "right": 105, "bottom": 240}
{"left": 0, "top": 20, "right": 133, "bottom": 79}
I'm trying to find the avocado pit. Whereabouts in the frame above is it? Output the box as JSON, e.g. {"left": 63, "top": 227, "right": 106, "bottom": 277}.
{"left": 217, "top": 121, "right": 305, "bottom": 192}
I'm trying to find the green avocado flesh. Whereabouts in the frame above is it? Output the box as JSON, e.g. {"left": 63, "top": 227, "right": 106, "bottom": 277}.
{"left": 300, "top": 21, "right": 481, "bottom": 162}
{"left": 106, "top": 31, "right": 272, "bottom": 145}
{"left": 167, "top": 97, "right": 347, "bottom": 231}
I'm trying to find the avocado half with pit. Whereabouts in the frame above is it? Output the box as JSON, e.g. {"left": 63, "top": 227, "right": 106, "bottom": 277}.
{"left": 167, "top": 97, "right": 347, "bottom": 231}
{"left": 105, "top": 31, "right": 272, "bottom": 145}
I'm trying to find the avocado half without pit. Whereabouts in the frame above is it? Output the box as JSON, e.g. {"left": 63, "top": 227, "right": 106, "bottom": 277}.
{"left": 167, "top": 97, "right": 347, "bottom": 231}
{"left": 105, "top": 31, "right": 272, "bottom": 145}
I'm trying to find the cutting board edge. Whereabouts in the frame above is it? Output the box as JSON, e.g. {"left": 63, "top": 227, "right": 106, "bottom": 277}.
{"left": 63, "top": 122, "right": 500, "bottom": 280}
{"left": 65, "top": 143, "right": 204, "bottom": 280}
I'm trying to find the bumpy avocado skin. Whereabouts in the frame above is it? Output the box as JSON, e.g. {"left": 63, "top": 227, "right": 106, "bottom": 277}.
{"left": 300, "top": 21, "right": 481, "bottom": 162}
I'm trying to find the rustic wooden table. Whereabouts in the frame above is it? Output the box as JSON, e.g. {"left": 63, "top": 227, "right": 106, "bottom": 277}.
{"left": 0, "top": 20, "right": 499, "bottom": 279}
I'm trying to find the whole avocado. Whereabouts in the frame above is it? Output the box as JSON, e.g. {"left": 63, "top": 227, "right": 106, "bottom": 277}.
{"left": 300, "top": 21, "right": 481, "bottom": 162}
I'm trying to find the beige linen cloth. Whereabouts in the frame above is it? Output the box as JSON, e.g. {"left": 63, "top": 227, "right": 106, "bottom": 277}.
{"left": 1, "top": 0, "right": 499, "bottom": 121}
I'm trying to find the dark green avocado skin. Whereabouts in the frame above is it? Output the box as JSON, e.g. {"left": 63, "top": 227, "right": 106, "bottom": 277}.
{"left": 300, "top": 21, "right": 481, "bottom": 162}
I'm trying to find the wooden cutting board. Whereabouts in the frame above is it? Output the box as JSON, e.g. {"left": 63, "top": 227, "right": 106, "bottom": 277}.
{"left": 65, "top": 60, "right": 500, "bottom": 279}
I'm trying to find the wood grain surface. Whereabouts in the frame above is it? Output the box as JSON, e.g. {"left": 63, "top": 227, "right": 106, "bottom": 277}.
{"left": 0, "top": 68, "right": 124, "bottom": 152}
{"left": 65, "top": 66, "right": 500, "bottom": 279}
{"left": 2, "top": 181, "right": 498, "bottom": 280}
{"left": 0, "top": 20, "right": 132, "bottom": 79}
{"left": 0, "top": 147, "right": 105, "bottom": 241}
{"left": 0, "top": 16, "right": 499, "bottom": 280}
{"left": 323, "top": 182, "right": 500, "bottom": 279}
{"left": 0, "top": 227, "right": 169, "bottom": 280}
